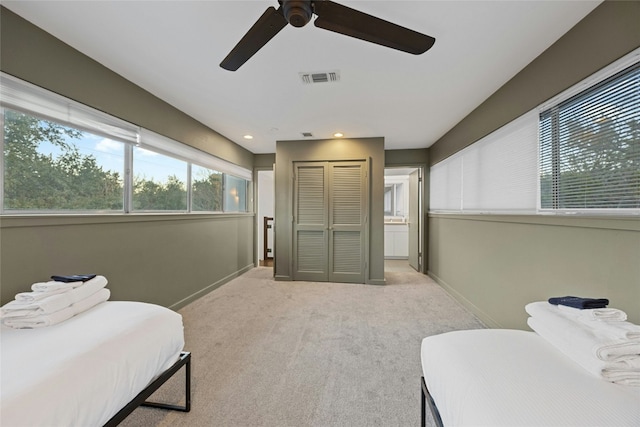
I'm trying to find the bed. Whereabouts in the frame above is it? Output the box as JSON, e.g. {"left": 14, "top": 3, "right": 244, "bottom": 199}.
{"left": 1, "top": 300, "right": 190, "bottom": 426}
{"left": 420, "top": 329, "right": 640, "bottom": 427}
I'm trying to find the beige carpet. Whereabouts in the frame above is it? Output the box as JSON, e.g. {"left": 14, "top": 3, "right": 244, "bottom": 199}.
{"left": 121, "top": 267, "right": 485, "bottom": 427}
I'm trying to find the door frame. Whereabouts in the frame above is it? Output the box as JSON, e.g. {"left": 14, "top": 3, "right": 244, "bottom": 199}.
{"left": 383, "top": 165, "right": 425, "bottom": 273}
{"left": 254, "top": 166, "right": 275, "bottom": 271}
{"left": 292, "top": 159, "right": 369, "bottom": 283}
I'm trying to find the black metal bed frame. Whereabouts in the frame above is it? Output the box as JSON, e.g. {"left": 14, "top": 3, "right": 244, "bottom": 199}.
{"left": 421, "top": 376, "right": 444, "bottom": 427}
{"left": 104, "top": 351, "right": 191, "bottom": 427}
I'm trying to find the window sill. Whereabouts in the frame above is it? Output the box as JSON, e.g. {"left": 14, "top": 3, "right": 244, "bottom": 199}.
{"left": 0, "top": 212, "right": 254, "bottom": 228}
{"left": 427, "top": 212, "right": 640, "bottom": 232}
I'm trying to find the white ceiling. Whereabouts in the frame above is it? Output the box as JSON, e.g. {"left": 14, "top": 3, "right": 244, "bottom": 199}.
{"left": 3, "top": 0, "right": 601, "bottom": 154}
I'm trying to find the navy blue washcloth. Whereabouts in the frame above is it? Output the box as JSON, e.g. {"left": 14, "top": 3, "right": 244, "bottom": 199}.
{"left": 548, "top": 296, "right": 609, "bottom": 309}
{"left": 51, "top": 274, "right": 97, "bottom": 283}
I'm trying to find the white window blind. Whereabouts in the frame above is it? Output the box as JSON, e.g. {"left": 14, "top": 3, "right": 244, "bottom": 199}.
{"left": 0, "top": 72, "right": 251, "bottom": 181}
{"left": 429, "top": 111, "right": 538, "bottom": 213}
{"left": 429, "top": 154, "right": 462, "bottom": 211}
{"left": 0, "top": 73, "right": 139, "bottom": 144}
{"left": 139, "top": 129, "right": 251, "bottom": 181}
{"left": 539, "top": 61, "right": 639, "bottom": 211}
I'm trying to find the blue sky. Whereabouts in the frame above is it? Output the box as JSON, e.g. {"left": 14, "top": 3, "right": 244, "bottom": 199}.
{"left": 41, "top": 131, "right": 187, "bottom": 184}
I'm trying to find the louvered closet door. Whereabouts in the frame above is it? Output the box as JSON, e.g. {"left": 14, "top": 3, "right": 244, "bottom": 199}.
{"left": 329, "top": 162, "right": 366, "bottom": 283}
{"left": 293, "top": 163, "right": 329, "bottom": 281}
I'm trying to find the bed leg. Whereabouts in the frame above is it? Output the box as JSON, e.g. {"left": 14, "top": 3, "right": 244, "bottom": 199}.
{"left": 104, "top": 352, "right": 191, "bottom": 427}
{"left": 422, "top": 375, "right": 444, "bottom": 427}
{"left": 421, "top": 376, "right": 426, "bottom": 427}
{"left": 142, "top": 351, "right": 191, "bottom": 412}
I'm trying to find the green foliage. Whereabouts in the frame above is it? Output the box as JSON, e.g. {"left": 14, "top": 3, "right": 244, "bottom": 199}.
{"left": 192, "top": 171, "right": 222, "bottom": 211}
{"left": 553, "top": 117, "right": 639, "bottom": 209}
{"left": 3, "top": 110, "right": 123, "bottom": 210}
{"left": 133, "top": 175, "right": 187, "bottom": 211}
{"left": 540, "top": 106, "right": 639, "bottom": 210}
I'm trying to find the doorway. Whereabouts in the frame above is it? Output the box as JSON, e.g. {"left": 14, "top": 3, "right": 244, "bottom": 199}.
{"left": 384, "top": 167, "right": 422, "bottom": 273}
{"left": 256, "top": 169, "right": 274, "bottom": 267}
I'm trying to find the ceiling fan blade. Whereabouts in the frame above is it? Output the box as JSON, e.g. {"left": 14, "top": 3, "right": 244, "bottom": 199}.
{"left": 313, "top": 0, "right": 435, "bottom": 55}
{"left": 220, "top": 6, "right": 288, "bottom": 71}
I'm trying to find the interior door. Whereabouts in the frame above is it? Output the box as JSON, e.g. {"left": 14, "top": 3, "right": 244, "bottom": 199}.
{"left": 408, "top": 169, "right": 420, "bottom": 271}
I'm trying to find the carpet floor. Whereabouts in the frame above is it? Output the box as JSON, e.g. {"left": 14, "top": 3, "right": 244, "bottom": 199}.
{"left": 121, "top": 267, "right": 485, "bottom": 427}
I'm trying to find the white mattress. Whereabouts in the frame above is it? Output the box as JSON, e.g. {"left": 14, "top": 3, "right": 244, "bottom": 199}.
{"left": 1, "top": 301, "right": 185, "bottom": 427}
{"left": 421, "top": 329, "right": 640, "bottom": 427}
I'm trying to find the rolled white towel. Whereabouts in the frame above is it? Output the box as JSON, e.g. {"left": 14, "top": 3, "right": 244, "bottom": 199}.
{"left": 526, "top": 302, "right": 640, "bottom": 361}
{"left": 2, "top": 288, "right": 110, "bottom": 329}
{"left": 558, "top": 304, "right": 627, "bottom": 322}
{"left": 31, "top": 280, "right": 83, "bottom": 292}
{"left": 1, "top": 275, "right": 108, "bottom": 317}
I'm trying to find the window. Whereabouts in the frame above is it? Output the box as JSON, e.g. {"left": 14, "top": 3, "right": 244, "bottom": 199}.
{"left": 132, "top": 147, "right": 187, "bottom": 211}
{"left": 3, "top": 109, "right": 124, "bottom": 211}
{"left": 0, "top": 73, "right": 252, "bottom": 215}
{"left": 384, "top": 183, "right": 405, "bottom": 217}
{"left": 540, "top": 62, "right": 640, "bottom": 211}
{"left": 223, "top": 174, "right": 248, "bottom": 212}
{"left": 192, "top": 165, "right": 222, "bottom": 212}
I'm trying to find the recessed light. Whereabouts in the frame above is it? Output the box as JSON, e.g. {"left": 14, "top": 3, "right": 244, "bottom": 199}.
{"left": 333, "top": 132, "right": 344, "bottom": 138}
{"left": 243, "top": 134, "right": 254, "bottom": 140}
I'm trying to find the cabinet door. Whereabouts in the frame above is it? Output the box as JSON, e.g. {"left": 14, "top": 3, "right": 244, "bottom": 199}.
{"left": 292, "top": 161, "right": 368, "bottom": 283}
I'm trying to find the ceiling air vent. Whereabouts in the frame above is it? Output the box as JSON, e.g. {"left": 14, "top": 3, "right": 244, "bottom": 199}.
{"left": 300, "top": 70, "right": 340, "bottom": 85}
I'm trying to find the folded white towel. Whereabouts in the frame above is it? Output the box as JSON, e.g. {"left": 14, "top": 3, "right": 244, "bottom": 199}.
{"left": 525, "top": 302, "right": 640, "bottom": 361}
{"left": 1, "top": 275, "right": 108, "bottom": 318}
{"left": 555, "top": 304, "right": 640, "bottom": 340}
{"left": 31, "top": 280, "right": 83, "bottom": 292}
{"left": 528, "top": 316, "right": 640, "bottom": 385}
{"left": 558, "top": 304, "right": 628, "bottom": 322}
{"left": 2, "top": 289, "right": 110, "bottom": 329}
{"left": 601, "top": 367, "right": 640, "bottom": 386}
{"left": 14, "top": 288, "right": 70, "bottom": 303}
{"left": 525, "top": 301, "right": 640, "bottom": 341}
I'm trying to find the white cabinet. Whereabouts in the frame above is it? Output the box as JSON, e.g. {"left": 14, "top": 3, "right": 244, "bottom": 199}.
{"left": 384, "top": 223, "right": 408, "bottom": 258}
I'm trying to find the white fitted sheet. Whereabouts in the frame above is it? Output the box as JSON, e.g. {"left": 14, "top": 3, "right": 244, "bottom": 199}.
{"left": 421, "top": 329, "right": 640, "bottom": 427}
{"left": 1, "top": 301, "right": 184, "bottom": 427}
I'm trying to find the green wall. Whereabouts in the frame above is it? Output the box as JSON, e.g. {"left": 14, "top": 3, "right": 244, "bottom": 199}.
{"left": 429, "top": 215, "right": 640, "bottom": 329}
{"left": 427, "top": 1, "right": 640, "bottom": 329}
{"left": 1, "top": 215, "right": 254, "bottom": 308}
{"left": 0, "top": 6, "right": 256, "bottom": 308}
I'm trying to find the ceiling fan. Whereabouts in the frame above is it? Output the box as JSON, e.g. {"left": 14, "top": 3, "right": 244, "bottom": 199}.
{"left": 220, "top": 0, "right": 436, "bottom": 71}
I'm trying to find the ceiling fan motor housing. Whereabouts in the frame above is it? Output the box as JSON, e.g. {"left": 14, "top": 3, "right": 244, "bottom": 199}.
{"left": 280, "top": 0, "right": 313, "bottom": 27}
